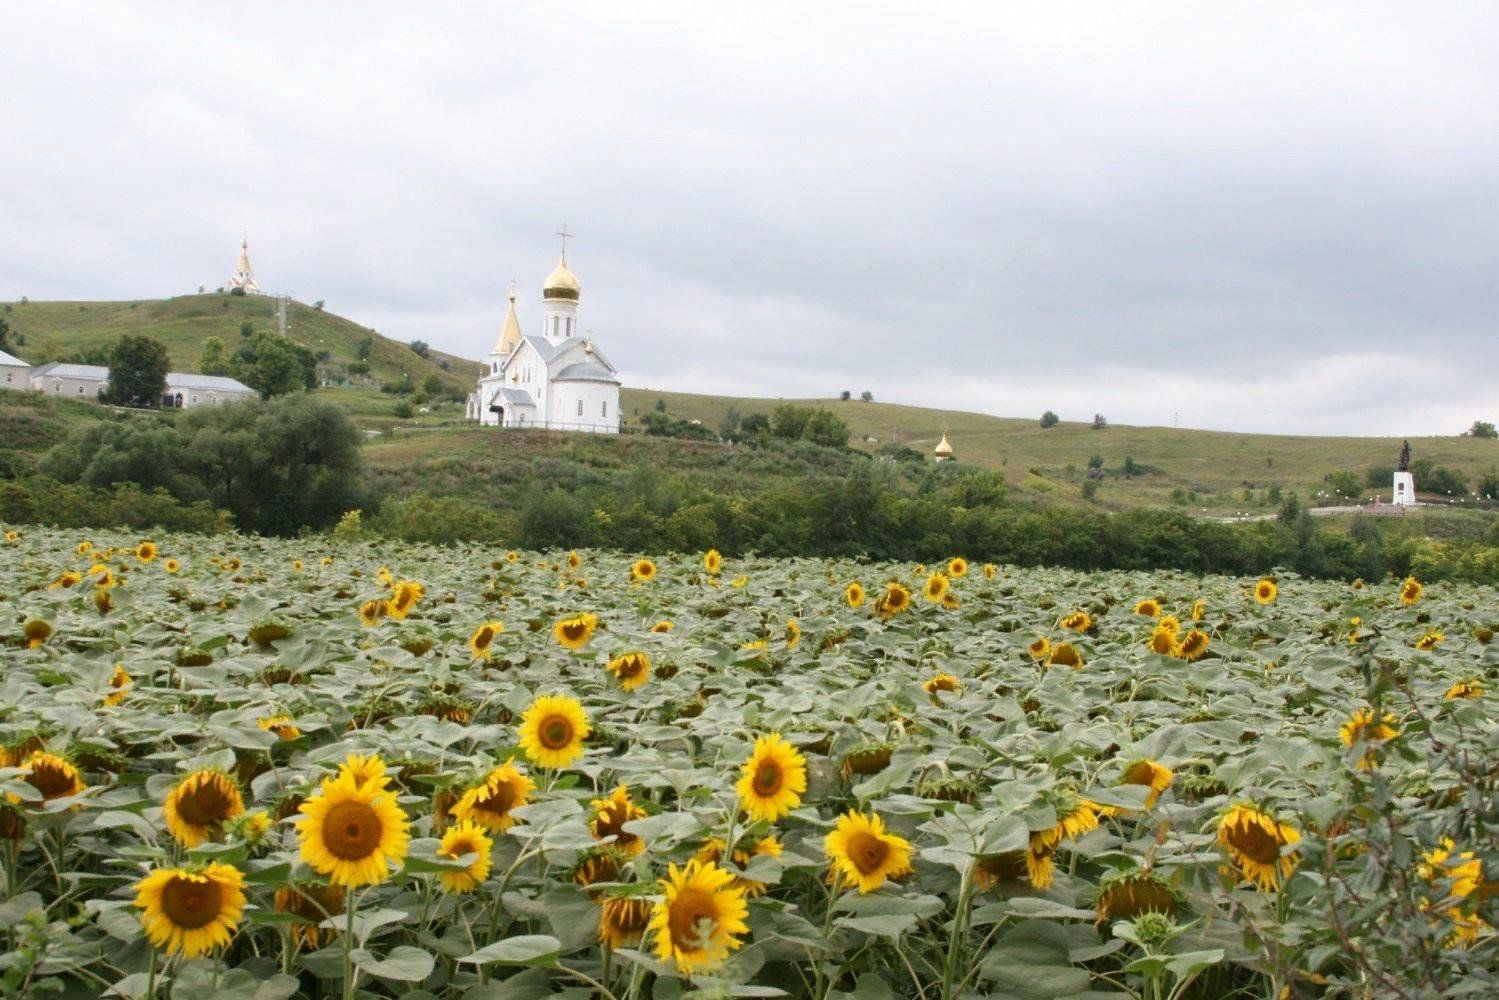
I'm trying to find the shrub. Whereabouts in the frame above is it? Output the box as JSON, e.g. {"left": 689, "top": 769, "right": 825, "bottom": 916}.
{"left": 1040, "top": 410, "right": 1059, "bottom": 428}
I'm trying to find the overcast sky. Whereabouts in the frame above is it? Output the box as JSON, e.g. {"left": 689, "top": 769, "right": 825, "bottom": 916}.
{"left": 3, "top": 2, "right": 1496, "bottom": 435}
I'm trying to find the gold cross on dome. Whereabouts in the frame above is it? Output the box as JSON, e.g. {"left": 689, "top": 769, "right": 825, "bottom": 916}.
{"left": 555, "top": 224, "right": 573, "bottom": 255}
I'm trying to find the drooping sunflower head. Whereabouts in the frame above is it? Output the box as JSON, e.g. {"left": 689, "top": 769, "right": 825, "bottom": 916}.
{"left": 845, "top": 581, "right": 866, "bottom": 608}
{"left": 13, "top": 752, "right": 85, "bottom": 805}
{"left": 295, "top": 770, "right": 410, "bottom": 887}
{"left": 1399, "top": 576, "right": 1424, "bottom": 606}
{"left": 104, "top": 663, "right": 131, "bottom": 706}
{"left": 1415, "top": 629, "right": 1444, "bottom": 651}
{"left": 1254, "top": 579, "right": 1278, "bottom": 605}
{"left": 1044, "top": 791, "right": 1100, "bottom": 842}
{"left": 1339, "top": 707, "right": 1399, "bottom": 749}
{"left": 973, "top": 850, "right": 1030, "bottom": 891}
{"left": 1190, "top": 598, "right": 1207, "bottom": 621}
{"left": 1095, "top": 867, "right": 1183, "bottom": 925}
{"left": 647, "top": 859, "right": 750, "bottom": 975}
{"left": 451, "top": 760, "right": 535, "bottom": 832}
{"left": 436, "top": 821, "right": 494, "bottom": 893}
{"left": 590, "top": 785, "right": 647, "bottom": 857}
{"left": 23, "top": 618, "right": 52, "bottom": 649}
{"left": 1119, "top": 758, "right": 1174, "bottom": 808}
{"left": 553, "top": 613, "right": 598, "bottom": 651}
{"left": 1444, "top": 679, "right": 1484, "bottom": 700}
{"left": 387, "top": 581, "right": 422, "bottom": 620}
{"left": 631, "top": 558, "right": 657, "bottom": 582}
{"left": 49, "top": 570, "right": 82, "bottom": 590}
{"left": 1133, "top": 598, "right": 1162, "bottom": 618}
{"left": 735, "top": 733, "right": 807, "bottom": 824}
{"left": 134, "top": 862, "right": 246, "bottom": 959}
{"left": 824, "top": 809, "right": 914, "bottom": 894}
{"left": 1027, "top": 636, "right": 1051, "bottom": 660}
{"left": 784, "top": 619, "right": 802, "bottom": 649}
{"left": 599, "top": 893, "right": 653, "bottom": 948}
{"left": 274, "top": 881, "right": 345, "bottom": 948}
{"left": 1058, "top": 611, "right": 1093, "bottom": 633}
{"left": 1217, "top": 803, "right": 1300, "bottom": 891}
{"left": 358, "top": 599, "right": 385, "bottom": 627}
{"left": 518, "top": 694, "right": 590, "bottom": 769}
{"left": 1173, "top": 629, "right": 1211, "bottom": 661}
{"left": 922, "top": 573, "right": 950, "bottom": 603}
{"left": 1047, "top": 641, "right": 1085, "bottom": 670}
{"left": 703, "top": 549, "right": 722, "bottom": 575}
{"left": 923, "top": 672, "right": 961, "bottom": 696}
{"left": 567, "top": 550, "right": 581, "bottom": 570}
{"left": 651, "top": 619, "right": 674, "bottom": 633}
{"left": 947, "top": 557, "right": 968, "bottom": 577}
{"left": 468, "top": 621, "right": 505, "bottom": 658}
{"left": 605, "top": 651, "right": 651, "bottom": 691}
{"left": 164, "top": 769, "right": 246, "bottom": 848}
{"left": 257, "top": 715, "right": 302, "bottom": 741}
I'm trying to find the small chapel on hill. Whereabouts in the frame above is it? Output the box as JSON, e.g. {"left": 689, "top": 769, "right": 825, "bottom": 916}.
{"left": 467, "top": 238, "right": 621, "bottom": 433}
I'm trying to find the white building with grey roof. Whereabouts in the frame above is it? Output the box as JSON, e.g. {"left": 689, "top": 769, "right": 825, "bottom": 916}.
{"left": 0, "top": 349, "right": 30, "bottom": 392}
{"left": 163, "top": 371, "right": 256, "bottom": 408}
{"left": 467, "top": 245, "right": 621, "bottom": 433}
{"left": 29, "top": 361, "right": 110, "bottom": 399}
{"left": 22, "top": 359, "right": 253, "bottom": 408}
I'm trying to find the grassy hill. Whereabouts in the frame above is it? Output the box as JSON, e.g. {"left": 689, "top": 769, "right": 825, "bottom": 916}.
{"left": 620, "top": 388, "right": 1498, "bottom": 511}
{"left": 0, "top": 295, "right": 483, "bottom": 392}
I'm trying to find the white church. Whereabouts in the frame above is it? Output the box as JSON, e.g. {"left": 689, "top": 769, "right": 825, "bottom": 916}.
{"left": 466, "top": 243, "right": 621, "bottom": 433}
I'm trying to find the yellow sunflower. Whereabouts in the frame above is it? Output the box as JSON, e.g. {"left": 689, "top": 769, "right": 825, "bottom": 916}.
{"left": 1253, "top": 578, "right": 1278, "bottom": 604}
{"left": 650, "top": 620, "right": 674, "bottom": 633}
{"left": 1339, "top": 707, "right": 1398, "bottom": 768}
{"left": 1399, "top": 576, "right": 1424, "bottom": 606}
{"left": 1027, "top": 636, "right": 1051, "bottom": 660}
{"left": 387, "top": 580, "right": 423, "bottom": 620}
{"left": 75, "top": 539, "right": 92, "bottom": 555}
{"left": 358, "top": 599, "right": 386, "bottom": 627}
{"left": 876, "top": 582, "right": 913, "bottom": 618}
{"left": 647, "top": 860, "right": 750, "bottom": 975}
{"left": 104, "top": 663, "right": 131, "bottom": 706}
{"left": 825, "top": 810, "right": 914, "bottom": 894}
{"left": 567, "top": 550, "right": 581, "bottom": 570}
{"left": 337, "top": 753, "right": 390, "bottom": 790}
{"left": 164, "top": 558, "right": 180, "bottom": 574}
{"left": 1173, "top": 629, "right": 1211, "bottom": 661}
{"left": 1444, "top": 679, "right": 1483, "bottom": 700}
{"left": 94, "top": 585, "right": 114, "bottom": 615}
{"left": 845, "top": 581, "right": 866, "bottom": 608}
{"left": 941, "top": 592, "right": 961, "bottom": 610}
{"left": 258, "top": 716, "right": 302, "bottom": 741}
{"left": 295, "top": 770, "right": 410, "bottom": 886}
{"left": 1047, "top": 641, "right": 1084, "bottom": 670}
{"left": 468, "top": 621, "right": 505, "bottom": 658}
{"left": 1147, "top": 626, "right": 1176, "bottom": 655}
{"left": 735, "top": 733, "right": 807, "bottom": 823}
{"left": 784, "top": 618, "right": 802, "bottom": 649}
{"left": 590, "top": 785, "right": 647, "bottom": 857}
{"left": 1058, "top": 611, "right": 1093, "bottom": 633}
{"left": 922, "top": 573, "right": 950, "bottom": 603}
{"left": 134, "top": 862, "right": 246, "bottom": 958}
{"left": 49, "top": 571, "right": 82, "bottom": 590}
{"left": 1133, "top": 598, "right": 1162, "bottom": 617}
{"left": 23, "top": 618, "right": 52, "bottom": 649}
{"left": 948, "top": 557, "right": 968, "bottom": 577}
{"left": 451, "top": 761, "right": 535, "bottom": 832}
{"left": 136, "top": 540, "right": 158, "bottom": 563}
{"left": 436, "top": 821, "right": 494, "bottom": 893}
{"left": 983, "top": 563, "right": 997, "bottom": 579}
{"left": 1158, "top": 615, "right": 1181, "bottom": 635}
{"left": 164, "top": 769, "right": 246, "bottom": 848}
{"left": 518, "top": 694, "right": 590, "bottom": 769}
{"left": 1415, "top": 629, "right": 1444, "bottom": 651}
{"left": 600, "top": 895, "right": 653, "bottom": 948}
{"left": 274, "top": 882, "right": 344, "bottom": 948}
{"left": 1118, "top": 758, "right": 1174, "bottom": 809}
{"left": 631, "top": 558, "right": 657, "bottom": 582}
{"left": 11, "top": 751, "right": 84, "bottom": 806}
{"left": 605, "top": 651, "right": 651, "bottom": 691}
{"left": 1217, "top": 803, "right": 1300, "bottom": 891}
{"left": 553, "top": 612, "right": 599, "bottom": 650}
{"left": 703, "top": 549, "right": 723, "bottom": 575}
{"left": 730, "top": 575, "right": 748, "bottom": 588}
{"left": 923, "top": 672, "right": 961, "bottom": 697}
{"left": 1191, "top": 598, "right": 1207, "bottom": 621}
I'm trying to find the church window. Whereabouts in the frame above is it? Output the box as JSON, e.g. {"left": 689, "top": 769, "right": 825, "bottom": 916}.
{"left": 577, "top": 399, "right": 584, "bottom": 417}
{"left": 601, "top": 400, "right": 607, "bottom": 417}
{"left": 566, "top": 318, "right": 573, "bottom": 337}
{"left": 77, "top": 385, "right": 85, "bottom": 394}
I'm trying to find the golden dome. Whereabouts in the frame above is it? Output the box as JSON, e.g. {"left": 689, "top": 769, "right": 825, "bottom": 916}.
{"left": 934, "top": 433, "right": 954, "bottom": 458}
{"left": 543, "top": 254, "right": 580, "bottom": 300}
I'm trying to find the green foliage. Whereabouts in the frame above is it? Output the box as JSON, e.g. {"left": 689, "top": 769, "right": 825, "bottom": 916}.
{"left": 409, "top": 339, "right": 430, "bottom": 358}
{"left": 230, "top": 332, "right": 316, "bottom": 399}
{"left": 1411, "top": 459, "right": 1469, "bottom": 496}
{"left": 1040, "top": 410, "right": 1059, "bottom": 428}
{"left": 98, "top": 335, "right": 168, "bottom": 408}
{"left": 393, "top": 400, "right": 414, "bottom": 419}
{"left": 1091, "top": 413, "right": 1108, "bottom": 429}
{"left": 860, "top": 389, "right": 874, "bottom": 402}
{"left": 1324, "top": 468, "right": 1362, "bottom": 498}
{"left": 0, "top": 477, "right": 228, "bottom": 533}
{"left": 198, "top": 336, "right": 228, "bottom": 376}
{"left": 369, "top": 493, "right": 511, "bottom": 545}
{"left": 769, "top": 404, "right": 850, "bottom": 448}
{"left": 332, "top": 508, "right": 363, "bottom": 539}
{"left": 1465, "top": 419, "right": 1496, "bottom": 438}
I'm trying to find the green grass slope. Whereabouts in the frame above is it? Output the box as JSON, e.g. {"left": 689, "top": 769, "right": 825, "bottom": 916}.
{"left": 621, "top": 388, "right": 1498, "bottom": 511}
{"left": 1, "top": 296, "right": 483, "bottom": 390}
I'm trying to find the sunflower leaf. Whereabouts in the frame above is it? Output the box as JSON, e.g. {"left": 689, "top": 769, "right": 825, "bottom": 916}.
{"left": 460, "top": 934, "right": 562, "bottom": 967}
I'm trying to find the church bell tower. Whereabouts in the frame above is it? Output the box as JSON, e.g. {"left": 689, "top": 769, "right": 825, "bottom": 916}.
{"left": 540, "top": 225, "right": 580, "bottom": 344}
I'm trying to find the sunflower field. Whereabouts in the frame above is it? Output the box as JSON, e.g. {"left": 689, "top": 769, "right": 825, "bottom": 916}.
{"left": 1, "top": 525, "right": 1495, "bottom": 999}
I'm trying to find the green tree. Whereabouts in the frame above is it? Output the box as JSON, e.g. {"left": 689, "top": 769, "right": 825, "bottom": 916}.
{"left": 198, "top": 337, "right": 229, "bottom": 376}
{"left": 1467, "top": 420, "right": 1497, "bottom": 439}
{"left": 0, "top": 315, "right": 11, "bottom": 351}
{"left": 1040, "top": 410, "right": 1060, "bottom": 428}
{"left": 802, "top": 409, "right": 851, "bottom": 448}
{"left": 100, "top": 335, "right": 169, "bottom": 408}
{"left": 421, "top": 373, "right": 446, "bottom": 396}
{"left": 770, "top": 404, "right": 812, "bottom": 441}
{"left": 355, "top": 337, "right": 373, "bottom": 361}
{"left": 232, "top": 333, "right": 315, "bottom": 399}
{"left": 409, "top": 340, "right": 430, "bottom": 358}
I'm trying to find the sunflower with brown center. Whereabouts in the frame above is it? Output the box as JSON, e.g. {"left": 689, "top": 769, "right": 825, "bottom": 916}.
{"left": 1173, "top": 629, "right": 1211, "bottom": 661}
{"left": 922, "top": 572, "right": 950, "bottom": 603}
{"left": 358, "top": 599, "right": 386, "bottom": 627}
{"left": 875, "top": 582, "right": 912, "bottom": 618}
{"left": 1133, "top": 598, "right": 1162, "bottom": 617}
{"left": 845, "top": 581, "right": 866, "bottom": 608}
{"left": 1027, "top": 636, "right": 1051, "bottom": 660}
{"left": 23, "top": 619, "right": 52, "bottom": 649}
{"left": 12, "top": 752, "right": 85, "bottom": 805}
{"left": 825, "top": 810, "right": 913, "bottom": 894}
{"left": 274, "top": 881, "right": 345, "bottom": 948}
{"left": 1444, "top": 679, "right": 1483, "bottom": 700}
{"left": 136, "top": 540, "right": 158, "bottom": 562}
{"left": 1415, "top": 629, "right": 1444, "bottom": 651}
{"left": 1147, "top": 626, "right": 1176, "bottom": 655}
{"left": 590, "top": 785, "right": 647, "bottom": 856}
{"left": 553, "top": 613, "right": 599, "bottom": 650}
{"left": 948, "top": 557, "right": 968, "bottom": 577}
{"left": 647, "top": 859, "right": 750, "bottom": 975}
{"left": 631, "top": 558, "right": 657, "bottom": 582}
{"left": 135, "top": 862, "right": 246, "bottom": 958}
{"left": 1217, "top": 803, "right": 1300, "bottom": 891}
{"left": 164, "top": 769, "right": 246, "bottom": 848}
{"left": 605, "top": 651, "right": 651, "bottom": 691}
{"left": 1047, "top": 641, "right": 1084, "bottom": 669}
{"left": 650, "top": 620, "right": 674, "bottom": 633}
{"left": 436, "top": 821, "right": 493, "bottom": 893}
{"left": 468, "top": 620, "right": 505, "bottom": 658}
{"left": 104, "top": 663, "right": 131, "bottom": 706}
{"left": 1095, "top": 868, "right": 1182, "bottom": 925}
{"left": 451, "top": 760, "right": 535, "bottom": 832}
{"left": 518, "top": 694, "right": 590, "bottom": 769}
{"left": 1058, "top": 611, "right": 1093, "bottom": 633}
{"left": 599, "top": 894, "right": 653, "bottom": 948}
{"left": 703, "top": 549, "right": 722, "bottom": 575}
{"left": 1399, "top": 575, "right": 1424, "bottom": 606}
{"left": 295, "top": 769, "right": 410, "bottom": 887}
{"left": 387, "top": 580, "right": 423, "bottom": 620}
{"left": 736, "top": 733, "right": 807, "bottom": 823}
{"left": 258, "top": 715, "right": 302, "bottom": 741}
{"left": 1253, "top": 578, "right": 1278, "bottom": 604}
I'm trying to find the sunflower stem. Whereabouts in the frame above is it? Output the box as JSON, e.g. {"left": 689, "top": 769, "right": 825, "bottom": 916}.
{"left": 939, "top": 860, "right": 975, "bottom": 1000}
{"left": 342, "top": 886, "right": 357, "bottom": 1000}
{"left": 144, "top": 947, "right": 157, "bottom": 1000}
